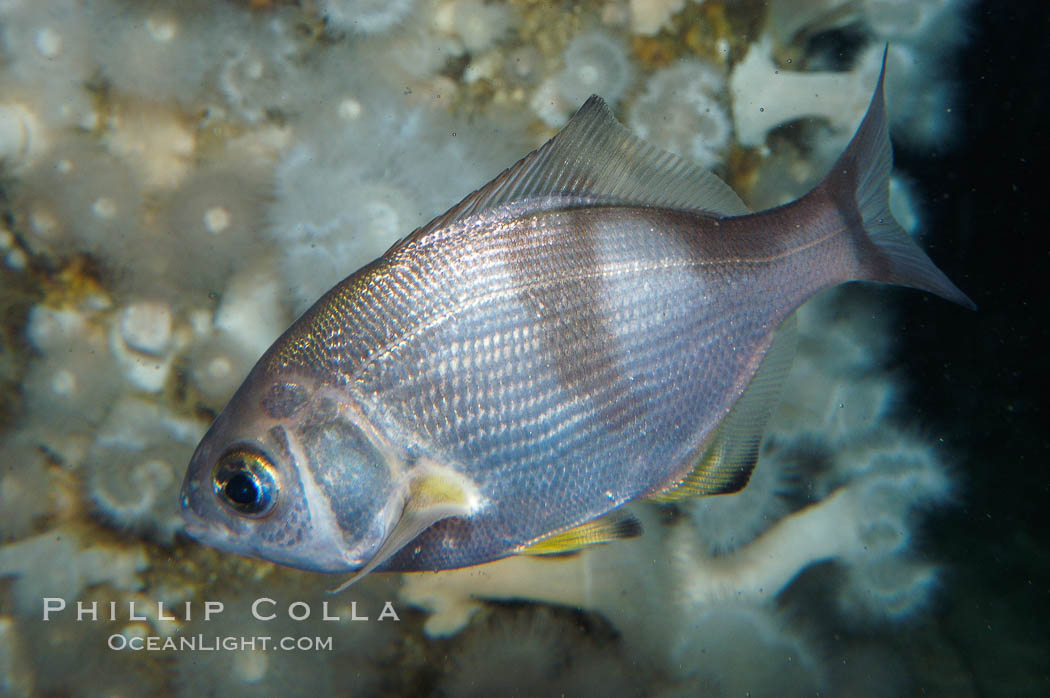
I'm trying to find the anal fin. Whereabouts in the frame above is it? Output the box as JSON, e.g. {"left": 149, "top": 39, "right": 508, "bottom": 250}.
{"left": 518, "top": 509, "right": 642, "bottom": 556}
{"left": 650, "top": 313, "right": 798, "bottom": 502}
{"left": 647, "top": 437, "right": 752, "bottom": 502}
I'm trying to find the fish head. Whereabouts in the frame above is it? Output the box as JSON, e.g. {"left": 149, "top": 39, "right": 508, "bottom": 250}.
{"left": 179, "top": 365, "right": 402, "bottom": 573}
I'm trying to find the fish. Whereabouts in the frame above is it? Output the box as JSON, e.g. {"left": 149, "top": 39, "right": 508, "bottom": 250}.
{"left": 178, "top": 52, "right": 973, "bottom": 589}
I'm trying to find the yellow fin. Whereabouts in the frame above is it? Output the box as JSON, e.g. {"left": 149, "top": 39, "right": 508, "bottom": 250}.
{"left": 518, "top": 509, "right": 642, "bottom": 556}
{"left": 329, "top": 463, "right": 479, "bottom": 594}
{"left": 650, "top": 313, "right": 798, "bottom": 503}
{"left": 647, "top": 437, "right": 747, "bottom": 502}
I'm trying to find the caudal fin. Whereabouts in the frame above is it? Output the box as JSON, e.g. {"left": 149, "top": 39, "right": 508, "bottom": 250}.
{"left": 820, "top": 47, "right": 976, "bottom": 310}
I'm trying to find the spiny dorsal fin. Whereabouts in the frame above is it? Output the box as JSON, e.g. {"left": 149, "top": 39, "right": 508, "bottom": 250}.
{"left": 329, "top": 464, "right": 480, "bottom": 593}
{"left": 517, "top": 508, "right": 642, "bottom": 556}
{"left": 401, "top": 95, "right": 749, "bottom": 246}
{"left": 650, "top": 313, "right": 798, "bottom": 502}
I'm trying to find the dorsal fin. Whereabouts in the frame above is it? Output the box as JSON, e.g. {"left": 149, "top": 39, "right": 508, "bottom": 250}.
{"left": 405, "top": 95, "right": 749, "bottom": 243}
{"left": 650, "top": 313, "right": 798, "bottom": 502}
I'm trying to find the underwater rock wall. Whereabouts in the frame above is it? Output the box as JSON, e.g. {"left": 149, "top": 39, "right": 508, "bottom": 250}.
{"left": 0, "top": 0, "right": 973, "bottom": 695}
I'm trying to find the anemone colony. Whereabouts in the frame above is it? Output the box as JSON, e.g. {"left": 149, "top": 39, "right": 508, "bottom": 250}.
{"left": 0, "top": 0, "right": 973, "bottom": 695}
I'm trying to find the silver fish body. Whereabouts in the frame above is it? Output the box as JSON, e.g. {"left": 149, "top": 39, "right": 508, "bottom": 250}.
{"left": 179, "top": 54, "right": 973, "bottom": 580}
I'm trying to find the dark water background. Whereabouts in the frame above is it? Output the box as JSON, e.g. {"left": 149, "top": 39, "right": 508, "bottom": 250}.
{"left": 896, "top": 1, "right": 1050, "bottom": 692}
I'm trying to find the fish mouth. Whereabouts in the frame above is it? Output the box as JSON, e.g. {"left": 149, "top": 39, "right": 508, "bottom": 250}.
{"left": 178, "top": 490, "right": 210, "bottom": 541}
{"left": 179, "top": 518, "right": 241, "bottom": 550}
{"left": 180, "top": 521, "right": 210, "bottom": 540}
{"left": 178, "top": 492, "right": 232, "bottom": 544}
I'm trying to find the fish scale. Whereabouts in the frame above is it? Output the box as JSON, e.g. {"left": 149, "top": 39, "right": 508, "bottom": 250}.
{"left": 335, "top": 205, "right": 815, "bottom": 569}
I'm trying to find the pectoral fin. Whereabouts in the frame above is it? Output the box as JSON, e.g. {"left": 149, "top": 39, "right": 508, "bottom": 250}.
{"left": 329, "top": 466, "right": 480, "bottom": 593}
{"left": 517, "top": 509, "right": 642, "bottom": 556}
{"left": 650, "top": 313, "right": 797, "bottom": 502}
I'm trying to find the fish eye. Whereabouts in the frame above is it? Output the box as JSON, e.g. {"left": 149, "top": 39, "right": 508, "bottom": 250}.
{"left": 212, "top": 448, "right": 278, "bottom": 517}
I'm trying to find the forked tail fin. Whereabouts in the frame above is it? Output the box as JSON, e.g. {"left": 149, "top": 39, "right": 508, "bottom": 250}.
{"left": 819, "top": 46, "right": 976, "bottom": 310}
